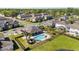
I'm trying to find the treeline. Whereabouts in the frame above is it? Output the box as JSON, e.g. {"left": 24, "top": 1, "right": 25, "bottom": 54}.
{"left": 0, "top": 8, "right": 79, "bottom": 17}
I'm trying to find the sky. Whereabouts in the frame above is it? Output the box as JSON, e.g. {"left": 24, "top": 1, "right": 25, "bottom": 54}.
{"left": 0, "top": 0, "right": 79, "bottom": 8}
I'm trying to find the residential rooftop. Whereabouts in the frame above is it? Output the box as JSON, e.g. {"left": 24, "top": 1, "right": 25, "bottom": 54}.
{"left": 0, "top": 37, "right": 13, "bottom": 51}
{"left": 22, "top": 26, "right": 42, "bottom": 33}
{"left": 56, "top": 20, "right": 79, "bottom": 29}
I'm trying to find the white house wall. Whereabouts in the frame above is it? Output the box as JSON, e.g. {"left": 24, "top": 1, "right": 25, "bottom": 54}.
{"left": 55, "top": 23, "right": 79, "bottom": 36}
{"left": 67, "top": 28, "right": 79, "bottom": 36}
{"left": 68, "top": 28, "right": 76, "bottom": 36}
{"left": 55, "top": 23, "right": 66, "bottom": 28}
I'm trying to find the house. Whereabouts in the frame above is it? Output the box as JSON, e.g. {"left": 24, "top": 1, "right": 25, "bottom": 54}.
{"left": 0, "top": 37, "right": 13, "bottom": 51}
{"left": 21, "top": 26, "right": 43, "bottom": 37}
{"left": 31, "top": 13, "right": 53, "bottom": 22}
{"left": 31, "top": 16, "right": 42, "bottom": 22}
{"left": 21, "top": 26, "right": 51, "bottom": 42}
{"left": 14, "top": 27, "right": 23, "bottom": 35}
{"left": 42, "top": 19, "right": 55, "bottom": 27}
{"left": 43, "top": 13, "right": 53, "bottom": 20}
{"left": 30, "top": 13, "right": 43, "bottom": 22}
{"left": 12, "top": 20, "right": 20, "bottom": 28}
{"left": 67, "top": 22, "right": 79, "bottom": 36}
{"left": 0, "top": 16, "right": 20, "bottom": 31}
{"left": 17, "top": 13, "right": 53, "bottom": 22}
{"left": 59, "top": 16, "right": 68, "bottom": 21}
{"left": 17, "top": 13, "right": 32, "bottom": 20}
{"left": 23, "top": 26, "right": 42, "bottom": 34}
{"left": 0, "top": 16, "right": 11, "bottom": 31}
{"left": 55, "top": 21, "right": 67, "bottom": 29}
{"left": 55, "top": 20, "right": 79, "bottom": 36}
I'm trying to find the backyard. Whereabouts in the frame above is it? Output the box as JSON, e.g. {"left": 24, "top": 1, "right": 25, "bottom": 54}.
{"left": 32, "top": 35, "right": 79, "bottom": 51}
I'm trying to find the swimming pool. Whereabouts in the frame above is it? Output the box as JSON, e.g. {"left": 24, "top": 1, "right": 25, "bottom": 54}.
{"left": 34, "top": 34, "right": 46, "bottom": 41}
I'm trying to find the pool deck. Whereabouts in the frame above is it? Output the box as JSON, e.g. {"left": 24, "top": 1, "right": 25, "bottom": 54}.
{"left": 30, "top": 33, "right": 51, "bottom": 41}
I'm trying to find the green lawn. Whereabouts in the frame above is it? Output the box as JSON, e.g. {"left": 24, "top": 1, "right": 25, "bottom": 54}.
{"left": 17, "top": 37, "right": 29, "bottom": 48}
{"left": 32, "top": 35, "right": 79, "bottom": 51}
{"left": 9, "top": 34, "right": 23, "bottom": 40}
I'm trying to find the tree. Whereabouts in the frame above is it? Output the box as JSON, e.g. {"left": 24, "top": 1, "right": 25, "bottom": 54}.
{"left": 57, "top": 26, "right": 66, "bottom": 33}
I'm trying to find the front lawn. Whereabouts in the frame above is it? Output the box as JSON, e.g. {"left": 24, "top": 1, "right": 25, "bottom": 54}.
{"left": 32, "top": 35, "right": 79, "bottom": 51}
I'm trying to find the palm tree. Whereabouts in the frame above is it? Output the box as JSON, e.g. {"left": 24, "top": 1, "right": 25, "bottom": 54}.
{"left": 21, "top": 30, "right": 29, "bottom": 38}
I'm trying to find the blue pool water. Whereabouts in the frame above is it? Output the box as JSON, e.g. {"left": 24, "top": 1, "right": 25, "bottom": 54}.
{"left": 34, "top": 34, "right": 46, "bottom": 41}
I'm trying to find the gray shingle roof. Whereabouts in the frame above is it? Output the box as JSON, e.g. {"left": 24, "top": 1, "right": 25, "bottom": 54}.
{"left": 0, "top": 16, "right": 7, "bottom": 27}
{"left": 0, "top": 41, "right": 13, "bottom": 51}
{"left": 24, "top": 26, "right": 42, "bottom": 33}
{"left": 67, "top": 23, "right": 79, "bottom": 29}
{"left": 56, "top": 20, "right": 79, "bottom": 29}
{"left": 56, "top": 21, "right": 67, "bottom": 25}
{"left": 34, "top": 14, "right": 42, "bottom": 17}
{"left": 42, "top": 20, "right": 54, "bottom": 26}
{"left": 18, "top": 13, "right": 49, "bottom": 19}
{"left": 0, "top": 16, "right": 14, "bottom": 27}
{"left": 0, "top": 37, "right": 13, "bottom": 51}
{"left": 19, "top": 14, "right": 32, "bottom": 19}
{"left": 0, "top": 21, "right": 5, "bottom": 27}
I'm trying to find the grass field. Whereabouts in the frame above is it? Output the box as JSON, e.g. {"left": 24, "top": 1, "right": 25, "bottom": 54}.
{"left": 17, "top": 37, "right": 29, "bottom": 49}
{"left": 32, "top": 35, "right": 79, "bottom": 51}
